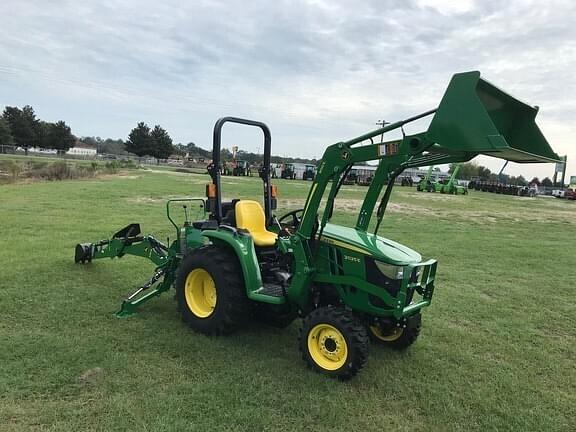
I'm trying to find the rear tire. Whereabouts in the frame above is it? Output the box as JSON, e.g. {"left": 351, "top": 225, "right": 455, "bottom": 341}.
{"left": 175, "top": 245, "right": 250, "bottom": 335}
{"left": 368, "top": 312, "right": 421, "bottom": 349}
{"left": 299, "top": 307, "right": 369, "bottom": 380}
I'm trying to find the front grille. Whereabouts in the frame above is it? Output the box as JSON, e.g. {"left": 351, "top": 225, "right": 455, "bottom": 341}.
{"left": 365, "top": 259, "right": 401, "bottom": 296}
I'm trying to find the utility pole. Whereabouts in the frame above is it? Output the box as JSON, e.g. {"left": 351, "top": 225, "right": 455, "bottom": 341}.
{"left": 375, "top": 119, "right": 390, "bottom": 143}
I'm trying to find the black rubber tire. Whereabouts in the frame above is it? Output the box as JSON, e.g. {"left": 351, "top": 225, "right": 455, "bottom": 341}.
{"left": 368, "top": 312, "right": 421, "bottom": 349}
{"left": 175, "top": 245, "right": 251, "bottom": 335}
{"left": 299, "top": 307, "right": 369, "bottom": 380}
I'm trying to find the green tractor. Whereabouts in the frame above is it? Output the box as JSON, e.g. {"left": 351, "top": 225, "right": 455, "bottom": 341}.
{"left": 416, "top": 165, "right": 438, "bottom": 192}
{"left": 233, "top": 160, "right": 250, "bottom": 176}
{"left": 440, "top": 165, "right": 468, "bottom": 195}
{"left": 303, "top": 164, "right": 316, "bottom": 181}
{"left": 74, "top": 72, "right": 559, "bottom": 379}
{"left": 281, "top": 163, "right": 296, "bottom": 179}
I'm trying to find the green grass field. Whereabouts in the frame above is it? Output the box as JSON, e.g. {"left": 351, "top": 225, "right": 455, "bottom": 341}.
{"left": 1, "top": 165, "right": 575, "bottom": 431}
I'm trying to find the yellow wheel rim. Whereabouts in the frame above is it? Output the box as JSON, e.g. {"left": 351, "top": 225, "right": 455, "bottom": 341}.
{"left": 184, "top": 268, "right": 217, "bottom": 318}
{"left": 307, "top": 324, "right": 348, "bottom": 371}
{"left": 369, "top": 324, "right": 403, "bottom": 342}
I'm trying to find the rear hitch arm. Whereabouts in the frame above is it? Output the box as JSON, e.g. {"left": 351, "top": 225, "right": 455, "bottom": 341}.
{"left": 74, "top": 223, "right": 180, "bottom": 317}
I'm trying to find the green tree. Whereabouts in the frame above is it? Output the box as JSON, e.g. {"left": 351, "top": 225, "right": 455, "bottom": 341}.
{"left": 46, "top": 121, "right": 76, "bottom": 154}
{"left": 541, "top": 177, "right": 553, "bottom": 187}
{"left": 101, "top": 138, "right": 126, "bottom": 155}
{"left": 150, "top": 125, "right": 173, "bottom": 160}
{"left": 478, "top": 166, "right": 491, "bottom": 180}
{"left": 36, "top": 121, "right": 53, "bottom": 149}
{"left": 530, "top": 177, "right": 540, "bottom": 185}
{"left": 2, "top": 105, "right": 39, "bottom": 154}
{"left": 516, "top": 175, "right": 527, "bottom": 186}
{"left": 82, "top": 136, "right": 126, "bottom": 155}
{"left": 126, "top": 122, "right": 153, "bottom": 157}
{"left": 173, "top": 143, "right": 187, "bottom": 156}
{"left": 0, "top": 117, "right": 14, "bottom": 148}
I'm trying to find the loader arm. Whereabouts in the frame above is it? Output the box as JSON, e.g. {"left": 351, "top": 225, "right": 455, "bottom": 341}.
{"left": 295, "top": 71, "right": 560, "bottom": 240}
{"left": 447, "top": 165, "right": 461, "bottom": 188}
{"left": 424, "top": 165, "right": 434, "bottom": 183}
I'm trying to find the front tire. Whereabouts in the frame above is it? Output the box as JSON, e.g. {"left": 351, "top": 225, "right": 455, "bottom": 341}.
{"left": 299, "top": 307, "right": 369, "bottom": 380}
{"left": 368, "top": 312, "right": 422, "bottom": 349}
{"left": 175, "top": 245, "right": 250, "bottom": 335}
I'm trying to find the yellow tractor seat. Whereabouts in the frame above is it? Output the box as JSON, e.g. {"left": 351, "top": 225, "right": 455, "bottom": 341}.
{"left": 235, "top": 200, "right": 278, "bottom": 247}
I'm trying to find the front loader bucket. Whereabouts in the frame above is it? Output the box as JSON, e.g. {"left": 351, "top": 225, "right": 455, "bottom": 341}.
{"left": 427, "top": 71, "right": 560, "bottom": 163}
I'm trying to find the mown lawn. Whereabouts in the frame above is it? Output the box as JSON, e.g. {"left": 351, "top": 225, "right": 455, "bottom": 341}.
{"left": 1, "top": 165, "right": 575, "bottom": 431}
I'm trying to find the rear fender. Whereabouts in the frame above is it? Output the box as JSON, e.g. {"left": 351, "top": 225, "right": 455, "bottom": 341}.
{"left": 201, "top": 230, "right": 264, "bottom": 298}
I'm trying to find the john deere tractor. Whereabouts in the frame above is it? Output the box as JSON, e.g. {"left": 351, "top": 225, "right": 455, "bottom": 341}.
{"left": 233, "top": 160, "right": 250, "bottom": 176}
{"left": 75, "top": 72, "right": 559, "bottom": 379}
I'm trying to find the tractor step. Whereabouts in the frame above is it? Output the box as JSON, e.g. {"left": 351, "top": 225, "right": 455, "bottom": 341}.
{"left": 258, "top": 283, "right": 286, "bottom": 297}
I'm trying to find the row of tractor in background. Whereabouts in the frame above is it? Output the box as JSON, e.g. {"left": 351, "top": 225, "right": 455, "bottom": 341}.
{"left": 468, "top": 158, "right": 574, "bottom": 199}
{"left": 205, "top": 145, "right": 572, "bottom": 200}
{"left": 468, "top": 180, "right": 539, "bottom": 197}
{"left": 277, "top": 163, "right": 316, "bottom": 180}
{"left": 218, "top": 145, "right": 318, "bottom": 180}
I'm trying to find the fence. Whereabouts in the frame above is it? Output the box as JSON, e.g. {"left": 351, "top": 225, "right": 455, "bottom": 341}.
{"left": 0, "top": 145, "right": 180, "bottom": 167}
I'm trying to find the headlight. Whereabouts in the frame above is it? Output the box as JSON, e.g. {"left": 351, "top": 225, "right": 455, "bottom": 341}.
{"left": 375, "top": 262, "right": 404, "bottom": 280}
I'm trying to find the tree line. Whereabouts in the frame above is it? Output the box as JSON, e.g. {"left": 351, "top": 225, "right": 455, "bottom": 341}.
{"left": 71, "top": 123, "right": 175, "bottom": 161}
{"left": 0, "top": 105, "right": 318, "bottom": 164}
{"left": 0, "top": 105, "right": 75, "bottom": 154}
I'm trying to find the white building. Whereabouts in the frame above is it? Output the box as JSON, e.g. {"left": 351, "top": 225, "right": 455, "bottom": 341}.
{"left": 67, "top": 144, "right": 97, "bottom": 157}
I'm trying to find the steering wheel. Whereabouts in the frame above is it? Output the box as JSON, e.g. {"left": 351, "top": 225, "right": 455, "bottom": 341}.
{"left": 278, "top": 208, "right": 304, "bottom": 231}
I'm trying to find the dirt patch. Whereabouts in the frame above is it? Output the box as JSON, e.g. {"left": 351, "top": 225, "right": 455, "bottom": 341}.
{"left": 146, "top": 169, "right": 204, "bottom": 177}
{"left": 99, "top": 173, "right": 140, "bottom": 180}
{"left": 280, "top": 198, "right": 437, "bottom": 216}
{"left": 77, "top": 367, "right": 104, "bottom": 385}
{"left": 127, "top": 196, "right": 164, "bottom": 204}
{"left": 404, "top": 192, "right": 459, "bottom": 202}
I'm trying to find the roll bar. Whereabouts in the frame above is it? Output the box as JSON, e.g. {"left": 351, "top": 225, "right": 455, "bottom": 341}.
{"left": 208, "top": 117, "right": 273, "bottom": 223}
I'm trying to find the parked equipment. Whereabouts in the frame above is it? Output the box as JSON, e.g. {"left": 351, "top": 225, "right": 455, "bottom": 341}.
{"left": 416, "top": 166, "right": 438, "bottom": 192}
{"left": 400, "top": 176, "right": 413, "bottom": 187}
{"left": 233, "top": 159, "right": 250, "bottom": 176}
{"left": 552, "top": 175, "right": 576, "bottom": 200}
{"left": 440, "top": 165, "right": 468, "bottom": 194}
{"left": 303, "top": 164, "right": 316, "bottom": 181}
{"left": 518, "top": 185, "right": 538, "bottom": 197}
{"left": 281, "top": 163, "right": 296, "bottom": 179}
{"left": 75, "top": 72, "right": 559, "bottom": 380}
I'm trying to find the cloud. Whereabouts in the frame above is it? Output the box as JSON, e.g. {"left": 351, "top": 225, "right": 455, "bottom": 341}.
{"left": 0, "top": 0, "right": 574, "bottom": 178}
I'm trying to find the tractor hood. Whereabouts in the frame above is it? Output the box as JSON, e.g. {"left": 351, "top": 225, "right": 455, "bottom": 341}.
{"left": 320, "top": 224, "right": 421, "bottom": 266}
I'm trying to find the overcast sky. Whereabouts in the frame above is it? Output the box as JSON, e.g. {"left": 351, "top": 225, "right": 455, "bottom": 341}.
{"left": 1, "top": 0, "right": 574, "bottom": 179}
